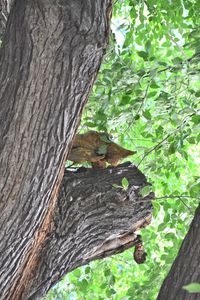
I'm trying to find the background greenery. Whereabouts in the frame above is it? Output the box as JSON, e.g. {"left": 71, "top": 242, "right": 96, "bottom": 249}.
{"left": 45, "top": 0, "right": 200, "bottom": 299}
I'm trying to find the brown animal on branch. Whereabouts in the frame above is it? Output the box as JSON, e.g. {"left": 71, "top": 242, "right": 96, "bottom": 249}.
{"left": 68, "top": 131, "right": 136, "bottom": 168}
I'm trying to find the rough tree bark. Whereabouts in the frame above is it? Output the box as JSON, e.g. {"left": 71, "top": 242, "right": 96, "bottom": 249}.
{"left": 25, "top": 163, "right": 153, "bottom": 299}
{"left": 0, "top": 0, "right": 15, "bottom": 37}
{"left": 157, "top": 203, "right": 200, "bottom": 300}
{"left": 0, "top": 0, "right": 113, "bottom": 299}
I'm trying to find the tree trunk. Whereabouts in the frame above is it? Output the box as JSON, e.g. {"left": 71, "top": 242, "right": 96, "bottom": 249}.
{"left": 23, "top": 163, "right": 153, "bottom": 299}
{"left": 0, "top": 0, "right": 112, "bottom": 299}
{"left": 157, "top": 204, "right": 200, "bottom": 300}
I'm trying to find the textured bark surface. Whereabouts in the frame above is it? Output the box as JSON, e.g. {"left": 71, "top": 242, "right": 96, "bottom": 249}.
{"left": 0, "top": 0, "right": 112, "bottom": 299}
{"left": 0, "top": 0, "right": 14, "bottom": 35}
{"left": 157, "top": 204, "right": 200, "bottom": 300}
{"left": 25, "top": 162, "right": 153, "bottom": 299}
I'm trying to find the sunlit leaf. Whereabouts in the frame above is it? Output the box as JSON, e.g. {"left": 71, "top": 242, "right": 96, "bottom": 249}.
{"left": 139, "top": 185, "right": 153, "bottom": 197}
{"left": 143, "top": 110, "right": 152, "bottom": 120}
{"left": 121, "top": 177, "right": 129, "bottom": 190}
{"left": 183, "top": 283, "right": 200, "bottom": 293}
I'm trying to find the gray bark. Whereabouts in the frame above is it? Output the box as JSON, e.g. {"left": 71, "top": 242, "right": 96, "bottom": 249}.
{"left": 0, "top": 0, "right": 14, "bottom": 35}
{"left": 27, "top": 163, "right": 153, "bottom": 299}
{"left": 157, "top": 203, "right": 200, "bottom": 300}
{"left": 0, "top": 0, "right": 112, "bottom": 299}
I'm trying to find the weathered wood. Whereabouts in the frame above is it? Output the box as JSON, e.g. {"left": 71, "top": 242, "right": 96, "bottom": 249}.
{"left": 25, "top": 163, "right": 153, "bottom": 299}
{"left": 0, "top": 1, "right": 112, "bottom": 299}
{"left": 157, "top": 204, "right": 200, "bottom": 300}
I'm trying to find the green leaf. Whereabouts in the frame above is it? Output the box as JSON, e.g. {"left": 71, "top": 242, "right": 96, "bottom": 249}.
{"left": 150, "top": 81, "right": 160, "bottom": 89}
{"left": 85, "top": 266, "right": 91, "bottom": 274}
{"left": 121, "top": 95, "right": 131, "bottom": 105}
{"left": 158, "top": 223, "right": 166, "bottom": 232}
{"left": 145, "top": 40, "right": 152, "bottom": 53}
{"left": 104, "top": 268, "right": 111, "bottom": 277}
{"left": 172, "top": 57, "right": 183, "bottom": 64}
{"left": 109, "top": 288, "right": 116, "bottom": 295}
{"left": 121, "top": 177, "right": 129, "bottom": 190}
{"left": 183, "top": 283, "right": 200, "bottom": 293}
{"left": 112, "top": 183, "right": 122, "bottom": 189}
{"left": 189, "top": 183, "right": 200, "bottom": 198}
{"left": 168, "top": 143, "right": 176, "bottom": 155}
{"left": 192, "top": 115, "right": 200, "bottom": 124}
{"left": 158, "top": 61, "right": 168, "bottom": 66}
{"left": 79, "top": 279, "right": 88, "bottom": 289}
{"left": 143, "top": 110, "right": 151, "bottom": 120}
{"left": 148, "top": 91, "right": 157, "bottom": 97}
{"left": 139, "top": 185, "right": 152, "bottom": 197}
{"left": 195, "top": 90, "right": 200, "bottom": 97}
{"left": 165, "top": 233, "right": 175, "bottom": 240}
{"left": 73, "top": 269, "right": 81, "bottom": 277}
{"left": 137, "top": 69, "right": 146, "bottom": 76}
{"left": 137, "top": 51, "right": 148, "bottom": 60}
{"left": 187, "top": 137, "right": 196, "bottom": 144}
{"left": 85, "top": 122, "right": 96, "bottom": 128}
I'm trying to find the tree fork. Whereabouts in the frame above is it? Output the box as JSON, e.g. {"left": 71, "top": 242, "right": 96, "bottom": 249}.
{"left": 0, "top": 0, "right": 113, "bottom": 298}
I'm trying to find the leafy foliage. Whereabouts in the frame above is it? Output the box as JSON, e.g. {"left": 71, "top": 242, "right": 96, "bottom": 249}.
{"left": 183, "top": 283, "right": 200, "bottom": 293}
{"left": 45, "top": 0, "right": 200, "bottom": 299}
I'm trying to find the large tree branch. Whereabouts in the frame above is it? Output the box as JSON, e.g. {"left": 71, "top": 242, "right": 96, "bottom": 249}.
{"left": 25, "top": 163, "right": 153, "bottom": 299}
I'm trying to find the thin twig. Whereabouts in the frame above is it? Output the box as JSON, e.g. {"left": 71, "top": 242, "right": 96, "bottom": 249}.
{"left": 137, "top": 112, "right": 196, "bottom": 167}
{"left": 136, "top": 79, "right": 152, "bottom": 116}
{"left": 179, "top": 197, "right": 194, "bottom": 214}
{"left": 154, "top": 196, "right": 200, "bottom": 201}
{"left": 137, "top": 134, "right": 170, "bottom": 167}
{"left": 168, "top": 33, "right": 187, "bottom": 60}
{"left": 143, "top": 52, "right": 200, "bottom": 79}
{"left": 136, "top": 195, "right": 199, "bottom": 205}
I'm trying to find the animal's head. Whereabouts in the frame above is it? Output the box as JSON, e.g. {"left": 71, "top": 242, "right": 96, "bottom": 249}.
{"left": 106, "top": 143, "right": 136, "bottom": 166}
{"left": 108, "top": 143, "right": 136, "bottom": 157}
